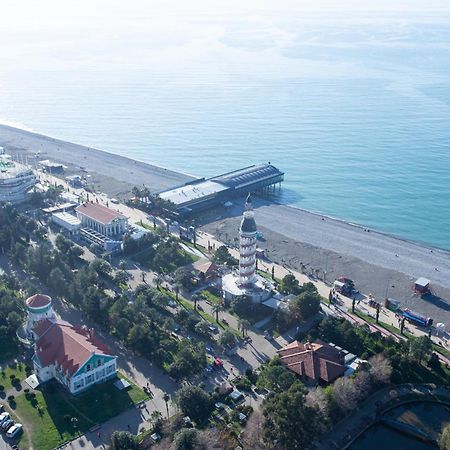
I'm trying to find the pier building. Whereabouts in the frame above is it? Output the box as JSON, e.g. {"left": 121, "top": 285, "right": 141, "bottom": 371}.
{"left": 158, "top": 163, "right": 284, "bottom": 217}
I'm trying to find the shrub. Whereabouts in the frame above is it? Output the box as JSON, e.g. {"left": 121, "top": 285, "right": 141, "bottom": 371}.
{"left": 0, "top": 385, "right": 4, "bottom": 391}
{"left": 7, "top": 395, "right": 14, "bottom": 401}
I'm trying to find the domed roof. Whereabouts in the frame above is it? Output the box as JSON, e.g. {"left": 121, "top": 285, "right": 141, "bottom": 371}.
{"left": 240, "top": 216, "right": 257, "bottom": 233}
{"left": 26, "top": 294, "right": 52, "bottom": 309}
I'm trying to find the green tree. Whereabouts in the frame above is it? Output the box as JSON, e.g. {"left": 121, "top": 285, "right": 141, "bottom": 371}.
{"left": 257, "top": 360, "right": 298, "bottom": 393}
{"left": 289, "top": 290, "right": 321, "bottom": 321}
{"left": 263, "top": 383, "right": 323, "bottom": 450}
{"left": 175, "top": 385, "right": 213, "bottom": 424}
{"left": 238, "top": 318, "right": 251, "bottom": 338}
{"left": 110, "top": 431, "right": 137, "bottom": 450}
{"left": 409, "top": 335, "right": 433, "bottom": 365}
{"left": 219, "top": 329, "right": 236, "bottom": 348}
{"left": 173, "top": 428, "right": 199, "bottom": 450}
{"left": 212, "top": 303, "right": 224, "bottom": 323}
{"left": 163, "top": 393, "right": 170, "bottom": 418}
{"left": 280, "top": 274, "right": 301, "bottom": 295}
{"left": 48, "top": 267, "right": 67, "bottom": 296}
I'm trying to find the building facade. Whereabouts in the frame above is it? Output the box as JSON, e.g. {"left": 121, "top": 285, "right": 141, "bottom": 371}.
{"left": 0, "top": 158, "right": 36, "bottom": 203}
{"left": 239, "top": 194, "right": 257, "bottom": 285}
{"left": 76, "top": 202, "right": 128, "bottom": 237}
{"left": 27, "top": 296, "right": 117, "bottom": 394}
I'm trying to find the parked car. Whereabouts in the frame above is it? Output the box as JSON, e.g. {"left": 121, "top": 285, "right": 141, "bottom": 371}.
{"left": 0, "top": 412, "right": 10, "bottom": 426}
{"left": 6, "top": 424, "right": 22, "bottom": 439}
{"left": 1, "top": 419, "right": 14, "bottom": 431}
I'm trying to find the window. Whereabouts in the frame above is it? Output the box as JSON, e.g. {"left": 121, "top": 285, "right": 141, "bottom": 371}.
{"left": 85, "top": 374, "right": 94, "bottom": 385}
{"left": 97, "top": 359, "right": 102, "bottom": 368}
{"left": 86, "top": 364, "right": 92, "bottom": 372}
{"left": 106, "top": 364, "right": 115, "bottom": 375}
{"left": 74, "top": 379, "right": 84, "bottom": 391}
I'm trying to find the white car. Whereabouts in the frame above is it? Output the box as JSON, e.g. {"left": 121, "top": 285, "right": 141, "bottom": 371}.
{"left": 0, "top": 412, "right": 10, "bottom": 425}
{"left": 6, "top": 423, "right": 22, "bottom": 438}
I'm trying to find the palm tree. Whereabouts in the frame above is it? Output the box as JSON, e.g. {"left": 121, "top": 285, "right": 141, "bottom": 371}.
{"left": 238, "top": 319, "right": 251, "bottom": 338}
{"left": 192, "top": 294, "right": 200, "bottom": 310}
{"left": 212, "top": 303, "right": 224, "bottom": 323}
{"left": 163, "top": 393, "right": 170, "bottom": 418}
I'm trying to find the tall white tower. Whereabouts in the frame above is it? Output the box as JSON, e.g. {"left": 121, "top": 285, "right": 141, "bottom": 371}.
{"left": 239, "top": 193, "right": 257, "bottom": 286}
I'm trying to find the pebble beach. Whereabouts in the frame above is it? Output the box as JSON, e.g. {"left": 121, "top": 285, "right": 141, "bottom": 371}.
{"left": 1, "top": 123, "right": 449, "bottom": 326}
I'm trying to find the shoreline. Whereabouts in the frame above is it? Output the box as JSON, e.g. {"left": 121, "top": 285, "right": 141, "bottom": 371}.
{"left": 0, "top": 122, "right": 447, "bottom": 253}
{"left": 1, "top": 123, "right": 449, "bottom": 325}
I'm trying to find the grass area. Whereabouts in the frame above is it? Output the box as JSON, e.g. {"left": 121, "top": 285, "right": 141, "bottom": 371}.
{"left": 355, "top": 310, "right": 401, "bottom": 336}
{"left": 0, "top": 361, "right": 28, "bottom": 390}
{"left": 0, "top": 338, "right": 20, "bottom": 364}
{"left": 10, "top": 375, "right": 148, "bottom": 450}
{"left": 134, "top": 220, "right": 155, "bottom": 231}
{"left": 200, "top": 288, "right": 223, "bottom": 306}
{"left": 256, "top": 269, "right": 280, "bottom": 285}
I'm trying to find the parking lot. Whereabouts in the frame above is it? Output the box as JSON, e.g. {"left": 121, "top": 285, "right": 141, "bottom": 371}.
{"left": 0, "top": 435, "right": 9, "bottom": 450}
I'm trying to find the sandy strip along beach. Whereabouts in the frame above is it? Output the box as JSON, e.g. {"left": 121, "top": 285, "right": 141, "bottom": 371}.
{"left": 1, "top": 123, "right": 449, "bottom": 326}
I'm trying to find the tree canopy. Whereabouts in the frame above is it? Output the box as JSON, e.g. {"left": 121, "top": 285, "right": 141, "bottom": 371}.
{"left": 263, "top": 383, "right": 322, "bottom": 450}
{"left": 175, "top": 385, "right": 213, "bottom": 424}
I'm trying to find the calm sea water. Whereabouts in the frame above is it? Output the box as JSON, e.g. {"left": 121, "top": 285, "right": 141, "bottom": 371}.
{"left": 1, "top": 2, "right": 450, "bottom": 248}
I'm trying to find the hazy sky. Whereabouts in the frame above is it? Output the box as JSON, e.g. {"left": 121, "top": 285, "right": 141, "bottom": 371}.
{"left": 1, "top": 0, "right": 450, "bottom": 73}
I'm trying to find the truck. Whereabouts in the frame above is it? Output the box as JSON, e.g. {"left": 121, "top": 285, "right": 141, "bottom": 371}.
{"left": 333, "top": 277, "right": 356, "bottom": 297}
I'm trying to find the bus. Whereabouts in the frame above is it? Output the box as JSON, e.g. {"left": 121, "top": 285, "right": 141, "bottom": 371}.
{"left": 402, "top": 309, "right": 433, "bottom": 327}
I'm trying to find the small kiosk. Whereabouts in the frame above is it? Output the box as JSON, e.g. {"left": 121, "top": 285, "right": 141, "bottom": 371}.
{"left": 414, "top": 277, "right": 430, "bottom": 294}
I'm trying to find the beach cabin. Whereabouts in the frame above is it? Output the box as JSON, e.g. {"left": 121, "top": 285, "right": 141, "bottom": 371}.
{"left": 414, "top": 277, "right": 430, "bottom": 294}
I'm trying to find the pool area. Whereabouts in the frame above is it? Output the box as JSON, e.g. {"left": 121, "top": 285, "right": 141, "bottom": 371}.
{"left": 350, "top": 402, "right": 450, "bottom": 450}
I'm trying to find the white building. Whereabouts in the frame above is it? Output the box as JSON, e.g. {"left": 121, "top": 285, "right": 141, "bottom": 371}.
{"left": 76, "top": 202, "right": 128, "bottom": 237}
{"left": 32, "top": 319, "right": 117, "bottom": 394}
{"left": 52, "top": 212, "right": 81, "bottom": 234}
{"left": 0, "top": 157, "right": 36, "bottom": 203}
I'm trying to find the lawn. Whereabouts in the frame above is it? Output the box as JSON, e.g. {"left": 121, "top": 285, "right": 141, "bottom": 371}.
{"left": 0, "top": 360, "right": 29, "bottom": 391}
{"left": 200, "top": 288, "right": 223, "bottom": 306}
{"left": 11, "top": 375, "right": 148, "bottom": 450}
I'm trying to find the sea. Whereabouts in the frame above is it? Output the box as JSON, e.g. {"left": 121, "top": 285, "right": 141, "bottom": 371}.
{"left": 1, "top": 1, "right": 450, "bottom": 249}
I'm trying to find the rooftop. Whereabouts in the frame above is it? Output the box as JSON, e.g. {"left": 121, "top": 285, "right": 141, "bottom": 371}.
{"left": 26, "top": 294, "right": 52, "bottom": 309}
{"left": 0, "top": 158, "right": 33, "bottom": 179}
{"left": 159, "top": 180, "right": 228, "bottom": 206}
{"left": 211, "top": 163, "right": 283, "bottom": 189}
{"left": 34, "top": 319, "right": 113, "bottom": 376}
{"left": 76, "top": 202, "right": 127, "bottom": 225}
{"left": 278, "top": 340, "right": 346, "bottom": 383}
{"left": 52, "top": 212, "right": 82, "bottom": 226}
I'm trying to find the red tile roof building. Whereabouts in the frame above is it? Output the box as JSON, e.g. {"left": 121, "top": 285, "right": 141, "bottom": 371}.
{"left": 75, "top": 202, "right": 128, "bottom": 237}
{"left": 277, "top": 340, "right": 346, "bottom": 384}
{"left": 32, "top": 319, "right": 117, "bottom": 394}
